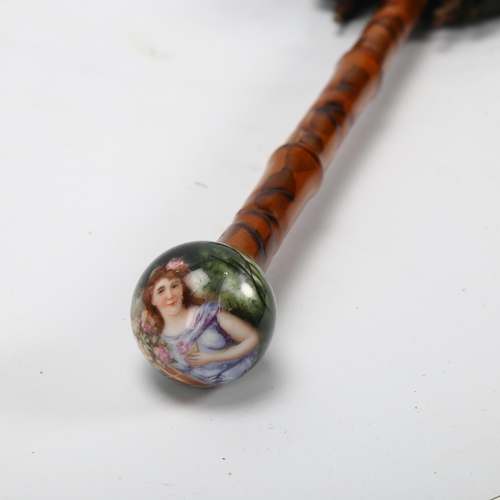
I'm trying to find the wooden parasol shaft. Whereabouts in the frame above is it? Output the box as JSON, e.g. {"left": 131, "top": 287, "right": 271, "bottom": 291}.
{"left": 218, "top": 0, "right": 428, "bottom": 270}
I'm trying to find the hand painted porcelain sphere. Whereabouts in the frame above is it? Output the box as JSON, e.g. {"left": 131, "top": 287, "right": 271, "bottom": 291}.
{"left": 130, "top": 242, "right": 276, "bottom": 387}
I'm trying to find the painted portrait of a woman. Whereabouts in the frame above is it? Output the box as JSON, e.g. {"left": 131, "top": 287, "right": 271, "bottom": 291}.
{"left": 139, "top": 258, "right": 260, "bottom": 386}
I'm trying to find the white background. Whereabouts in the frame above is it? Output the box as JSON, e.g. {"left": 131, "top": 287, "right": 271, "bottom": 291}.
{"left": 1, "top": 1, "right": 500, "bottom": 499}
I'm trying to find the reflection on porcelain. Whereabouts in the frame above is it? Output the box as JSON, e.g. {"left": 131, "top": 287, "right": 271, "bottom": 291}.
{"left": 131, "top": 242, "right": 276, "bottom": 387}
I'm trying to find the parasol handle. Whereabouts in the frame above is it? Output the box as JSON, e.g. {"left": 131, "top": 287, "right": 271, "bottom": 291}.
{"left": 219, "top": 0, "right": 428, "bottom": 270}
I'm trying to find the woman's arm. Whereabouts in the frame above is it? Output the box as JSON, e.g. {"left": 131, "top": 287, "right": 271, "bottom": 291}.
{"left": 185, "top": 311, "right": 259, "bottom": 367}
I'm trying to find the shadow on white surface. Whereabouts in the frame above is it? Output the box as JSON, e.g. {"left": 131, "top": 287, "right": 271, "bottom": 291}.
{"left": 139, "top": 355, "right": 281, "bottom": 408}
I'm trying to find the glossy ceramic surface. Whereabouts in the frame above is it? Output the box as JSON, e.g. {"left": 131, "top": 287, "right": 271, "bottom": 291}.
{"left": 131, "top": 242, "right": 276, "bottom": 387}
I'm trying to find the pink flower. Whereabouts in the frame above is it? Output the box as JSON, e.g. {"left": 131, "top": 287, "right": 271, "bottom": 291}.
{"left": 141, "top": 322, "right": 153, "bottom": 335}
{"left": 153, "top": 346, "right": 171, "bottom": 363}
{"left": 176, "top": 341, "right": 190, "bottom": 354}
{"left": 166, "top": 258, "right": 186, "bottom": 271}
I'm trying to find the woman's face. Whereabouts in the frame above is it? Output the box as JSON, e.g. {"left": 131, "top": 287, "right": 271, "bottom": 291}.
{"left": 151, "top": 277, "right": 184, "bottom": 317}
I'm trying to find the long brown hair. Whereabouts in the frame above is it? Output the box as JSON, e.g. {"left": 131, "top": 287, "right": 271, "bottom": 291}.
{"left": 141, "top": 260, "right": 203, "bottom": 333}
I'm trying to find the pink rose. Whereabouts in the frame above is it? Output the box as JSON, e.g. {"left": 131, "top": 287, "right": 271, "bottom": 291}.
{"left": 153, "top": 346, "right": 171, "bottom": 363}
{"left": 141, "top": 322, "right": 153, "bottom": 335}
{"left": 176, "top": 341, "right": 190, "bottom": 355}
{"left": 166, "top": 258, "right": 186, "bottom": 271}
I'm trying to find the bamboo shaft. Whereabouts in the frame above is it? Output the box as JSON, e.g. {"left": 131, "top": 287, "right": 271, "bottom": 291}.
{"left": 218, "top": 0, "right": 427, "bottom": 270}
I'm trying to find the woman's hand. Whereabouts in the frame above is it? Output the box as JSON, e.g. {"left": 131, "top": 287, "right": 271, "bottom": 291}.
{"left": 185, "top": 352, "right": 215, "bottom": 368}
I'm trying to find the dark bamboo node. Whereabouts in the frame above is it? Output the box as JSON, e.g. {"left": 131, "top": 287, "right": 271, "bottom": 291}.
{"left": 219, "top": 0, "right": 427, "bottom": 270}
{"left": 219, "top": 143, "right": 323, "bottom": 270}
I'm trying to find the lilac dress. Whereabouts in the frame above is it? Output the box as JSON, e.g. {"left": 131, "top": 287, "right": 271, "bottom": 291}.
{"left": 160, "top": 302, "right": 258, "bottom": 385}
